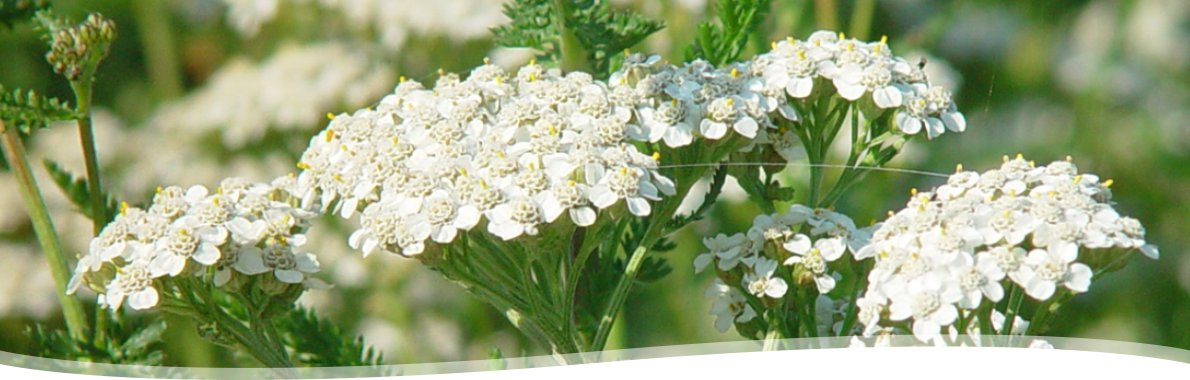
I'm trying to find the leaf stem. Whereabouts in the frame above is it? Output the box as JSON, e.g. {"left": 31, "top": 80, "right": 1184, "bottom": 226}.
{"left": 1, "top": 122, "right": 90, "bottom": 342}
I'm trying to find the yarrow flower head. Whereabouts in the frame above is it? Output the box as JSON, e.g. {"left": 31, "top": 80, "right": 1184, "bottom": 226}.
{"left": 854, "top": 156, "right": 1158, "bottom": 342}
{"left": 296, "top": 61, "right": 678, "bottom": 257}
{"left": 747, "top": 32, "right": 967, "bottom": 139}
{"left": 68, "top": 176, "right": 324, "bottom": 310}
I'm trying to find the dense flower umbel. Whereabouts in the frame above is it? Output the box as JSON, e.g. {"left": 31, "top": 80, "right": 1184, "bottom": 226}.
{"left": 296, "top": 61, "right": 679, "bottom": 257}
{"left": 68, "top": 176, "right": 324, "bottom": 310}
{"left": 297, "top": 31, "right": 962, "bottom": 259}
{"left": 696, "top": 205, "right": 872, "bottom": 333}
{"left": 620, "top": 31, "right": 968, "bottom": 151}
{"left": 854, "top": 156, "right": 1158, "bottom": 342}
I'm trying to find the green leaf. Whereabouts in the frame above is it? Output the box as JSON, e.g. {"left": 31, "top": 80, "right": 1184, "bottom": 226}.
{"left": 25, "top": 315, "right": 168, "bottom": 366}
{"left": 43, "top": 159, "right": 119, "bottom": 225}
{"left": 120, "top": 319, "right": 168, "bottom": 355}
{"left": 0, "top": 85, "right": 77, "bottom": 134}
{"left": 635, "top": 256, "right": 672, "bottom": 283}
{"left": 278, "top": 307, "right": 385, "bottom": 367}
{"left": 687, "top": 0, "right": 771, "bottom": 65}
{"left": 492, "top": 0, "right": 663, "bottom": 77}
{"left": 0, "top": 0, "right": 49, "bottom": 29}
{"left": 492, "top": 0, "right": 556, "bottom": 53}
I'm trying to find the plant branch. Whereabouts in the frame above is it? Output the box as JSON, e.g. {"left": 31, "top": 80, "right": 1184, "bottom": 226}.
{"left": 1, "top": 122, "right": 91, "bottom": 342}
{"left": 590, "top": 244, "right": 648, "bottom": 352}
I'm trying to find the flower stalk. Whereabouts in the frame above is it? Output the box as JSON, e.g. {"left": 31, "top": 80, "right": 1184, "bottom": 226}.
{"left": 69, "top": 80, "right": 106, "bottom": 232}
{"left": 0, "top": 121, "right": 90, "bottom": 341}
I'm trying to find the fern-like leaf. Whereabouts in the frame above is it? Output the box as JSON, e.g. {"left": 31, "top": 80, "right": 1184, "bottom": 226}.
{"left": 44, "top": 159, "right": 119, "bottom": 225}
{"left": 687, "top": 0, "right": 771, "bottom": 65}
{"left": 25, "top": 316, "right": 168, "bottom": 366}
{"left": 278, "top": 307, "right": 384, "bottom": 367}
{"left": 492, "top": 0, "right": 663, "bottom": 77}
{"left": 492, "top": 0, "right": 556, "bottom": 52}
{"left": 0, "top": 85, "right": 76, "bottom": 134}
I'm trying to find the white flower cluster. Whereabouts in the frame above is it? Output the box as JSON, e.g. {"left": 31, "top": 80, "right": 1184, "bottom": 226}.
{"left": 146, "top": 42, "right": 393, "bottom": 148}
{"left": 755, "top": 32, "right": 967, "bottom": 138}
{"left": 696, "top": 205, "right": 871, "bottom": 333}
{"left": 854, "top": 156, "right": 1159, "bottom": 342}
{"left": 292, "top": 31, "right": 963, "bottom": 259}
{"left": 295, "top": 62, "right": 679, "bottom": 257}
{"left": 615, "top": 31, "right": 967, "bottom": 157}
{"left": 68, "top": 177, "right": 324, "bottom": 310}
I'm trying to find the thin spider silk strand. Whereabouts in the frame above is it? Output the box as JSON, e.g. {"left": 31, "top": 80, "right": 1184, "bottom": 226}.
{"left": 654, "top": 162, "right": 951, "bottom": 178}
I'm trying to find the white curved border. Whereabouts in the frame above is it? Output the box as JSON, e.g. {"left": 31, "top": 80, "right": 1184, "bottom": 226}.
{"left": 1, "top": 335, "right": 1187, "bottom": 378}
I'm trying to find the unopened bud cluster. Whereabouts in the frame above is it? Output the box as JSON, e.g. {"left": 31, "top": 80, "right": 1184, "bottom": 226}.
{"left": 44, "top": 13, "right": 115, "bottom": 81}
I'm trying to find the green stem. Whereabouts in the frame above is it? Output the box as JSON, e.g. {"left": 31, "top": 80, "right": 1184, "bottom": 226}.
{"left": 132, "top": 0, "right": 183, "bottom": 99}
{"left": 837, "top": 260, "right": 871, "bottom": 336}
{"left": 1, "top": 123, "right": 90, "bottom": 342}
{"left": 590, "top": 244, "right": 648, "bottom": 352}
{"left": 761, "top": 315, "right": 784, "bottom": 351}
{"left": 1001, "top": 284, "right": 1024, "bottom": 334}
{"left": 802, "top": 289, "right": 818, "bottom": 338}
{"left": 69, "top": 79, "right": 110, "bottom": 346}
{"left": 977, "top": 303, "right": 993, "bottom": 336}
{"left": 813, "top": 0, "right": 839, "bottom": 31}
{"left": 552, "top": 0, "right": 589, "bottom": 73}
{"left": 1027, "top": 293, "right": 1066, "bottom": 336}
{"left": 68, "top": 81, "right": 106, "bottom": 233}
{"left": 807, "top": 146, "right": 824, "bottom": 206}
{"left": 188, "top": 280, "right": 294, "bottom": 372}
{"left": 93, "top": 308, "right": 109, "bottom": 347}
{"left": 848, "top": 0, "right": 876, "bottom": 40}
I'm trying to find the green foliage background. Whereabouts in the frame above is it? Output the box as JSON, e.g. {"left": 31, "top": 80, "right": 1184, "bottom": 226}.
{"left": 0, "top": 0, "right": 1186, "bottom": 366}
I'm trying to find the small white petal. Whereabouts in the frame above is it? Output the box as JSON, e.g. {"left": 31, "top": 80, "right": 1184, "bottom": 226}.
{"left": 700, "top": 120, "right": 727, "bottom": 139}
{"left": 626, "top": 197, "right": 652, "bottom": 216}
{"left": 234, "top": 249, "right": 270, "bottom": 275}
{"left": 788, "top": 77, "right": 814, "bottom": 98}
{"left": 733, "top": 118, "right": 758, "bottom": 138}
{"left": 783, "top": 234, "right": 812, "bottom": 254}
{"left": 193, "top": 244, "right": 221, "bottom": 265}
{"left": 128, "top": 288, "right": 159, "bottom": 310}
{"left": 873, "top": 87, "right": 903, "bottom": 108}
{"left": 275, "top": 269, "right": 305, "bottom": 284}
{"left": 571, "top": 207, "right": 597, "bottom": 227}
{"left": 589, "top": 185, "right": 618, "bottom": 208}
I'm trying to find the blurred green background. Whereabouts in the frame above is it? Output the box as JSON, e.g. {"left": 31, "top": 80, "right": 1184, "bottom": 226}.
{"left": 0, "top": 0, "right": 1186, "bottom": 366}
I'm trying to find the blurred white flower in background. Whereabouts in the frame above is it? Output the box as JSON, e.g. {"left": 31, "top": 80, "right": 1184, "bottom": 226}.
{"left": 0, "top": 110, "right": 131, "bottom": 256}
{"left": 222, "top": 0, "right": 279, "bottom": 36}
{"left": 219, "top": 0, "right": 508, "bottom": 51}
{"left": 1053, "top": 0, "right": 1190, "bottom": 154}
{"left": 146, "top": 42, "right": 394, "bottom": 149}
{"left": 1123, "top": 0, "right": 1188, "bottom": 73}
{"left": 0, "top": 243, "right": 59, "bottom": 318}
